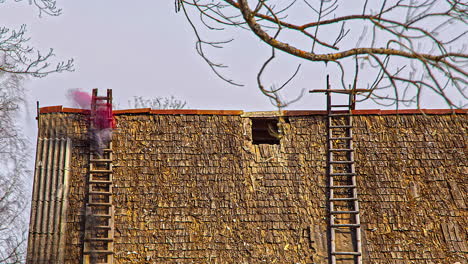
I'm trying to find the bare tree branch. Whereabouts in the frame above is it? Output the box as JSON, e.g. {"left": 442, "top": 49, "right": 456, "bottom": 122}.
{"left": 127, "top": 95, "right": 187, "bottom": 109}
{"left": 179, "top": 0, "right": 468, "bottom": 108}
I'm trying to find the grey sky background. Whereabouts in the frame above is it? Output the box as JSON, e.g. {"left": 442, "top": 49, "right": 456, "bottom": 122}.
{"left": 4, "top": 0, "right": 457, "bottom": 113}
{"left": 2, "top": 1, "right": 323, "bottom": 112}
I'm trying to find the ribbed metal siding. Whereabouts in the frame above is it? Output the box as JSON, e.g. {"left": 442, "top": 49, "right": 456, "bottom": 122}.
{"left": 27, "top": 138, "right": 71, "bottom": 264}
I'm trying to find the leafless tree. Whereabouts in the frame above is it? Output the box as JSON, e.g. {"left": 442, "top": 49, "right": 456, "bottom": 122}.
{"left": 128, "top": 95, "right": 187, "bottom": 109}
{"left": 0, "top": 71, "right": 29, "bottom": 264}
{"left": 178, "top": 0, "right": 467, "bottom": 108}
{"left": 0, "top": 1, "right": 73, "bottom": 263}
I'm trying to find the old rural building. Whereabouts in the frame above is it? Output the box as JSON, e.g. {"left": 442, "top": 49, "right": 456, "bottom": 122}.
{"left": 27, "top": 91, "right": 466, "bottom": 264}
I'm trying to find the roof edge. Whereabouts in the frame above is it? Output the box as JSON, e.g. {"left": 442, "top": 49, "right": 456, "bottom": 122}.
{"left": 39, "top": 106, "right": 467, "bottom": 116}
{"left": 40, "top": 106, "right": 244, "bottom": 115}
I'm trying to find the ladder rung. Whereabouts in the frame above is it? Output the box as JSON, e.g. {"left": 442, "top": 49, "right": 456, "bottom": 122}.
{"left": 93, "top": 148, "right": 112, "bottom": 153}
{"left": 85, "top": 237, "right": 114, "bottom": 241}
{"left": 90, "top": 159, "right": 112, "bottom": 162}
{"left": 88, "top": 202, "right": 112, "bottom": 206}
{"left": 331, "top": 210, "right": 360, "bottom": 214}
{"left": 330, "top": 104, "right": 351, "bottom": 107}
{"left": 330, "top": 185, "right": 356, "bottom": 188}
{"left": 93, "top": 96, "right": 110, "bottom": 100}
{"left": 330, "top": 137, "right": 352, "bottom": 140}
{"left": 90, "top": 214, "right": 112, "bottom": 218}
{"left": 329, "top": 149, "right": 354, "bottom": 152}
{"left": 332, "top": 252, "right": 362, "bottom": 256}
{"left": 93, "top": 103, "right": 111, "bottom": 107}
{"left": 330, "top": 173, "right": 356, "bottom": 176}
{"left": 90, "top": 169, "right": 113, "bottom": 173}
{"left": 90, "top": 117, "right": 113, "bottom": 121}
{"left": 311, "top": 89, "right": 371, "bottom": 94}
{"left": 331, "top": 224, "right": 361, "bottom": 228}
{"left": 330, "top": 197, "right": 358, "bottom": 201}
{"left": 329, "top": 113, "right": 351, "bottom": 116}
{"left": 89, "top": 180, "right": 112, "bottom": 184}
{"left": 330, "top": 161, "right": 354, "bottom": 164}
{"left": 330, "top": 125, "right": 352, "bottom": 128}
{"left": 93, "top": 225, "right": 112, "bottom": 229}
{"left": 83, "top": 250, "right": 113, "bottom": 254}
{"left": 89, "top": 191, "right": 112, "bottom": 195}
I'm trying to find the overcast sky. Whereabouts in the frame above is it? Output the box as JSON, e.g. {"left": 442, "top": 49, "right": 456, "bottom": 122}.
{"left": 2, "top": 1, "right": 463, "bottom": 120}
{"left": 2, "top": 1, "right": 322, "bottom": 111}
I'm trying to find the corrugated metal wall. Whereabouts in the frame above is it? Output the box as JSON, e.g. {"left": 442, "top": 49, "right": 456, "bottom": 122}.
{"left": 27, "top": 137, "right": 71, "bottom": 264}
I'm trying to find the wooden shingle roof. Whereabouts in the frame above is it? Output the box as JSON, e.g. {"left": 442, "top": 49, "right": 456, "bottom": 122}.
{"left": 29, "top": 109, "right": 467, "bottom": 263}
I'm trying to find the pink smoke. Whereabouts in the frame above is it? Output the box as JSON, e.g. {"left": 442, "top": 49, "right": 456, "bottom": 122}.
{"left": 90, "top": 102, "right": 115, "bottom": 156}
{"left": 67, "top": 89, "right": 115, "bottom": 156}
{"left": 68, "top": 88, "right": 92, "bottom": 109}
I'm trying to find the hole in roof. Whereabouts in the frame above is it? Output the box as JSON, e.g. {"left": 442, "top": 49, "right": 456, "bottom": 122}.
{"left": 251, "top": 118, "right": 282, "bottom": 145}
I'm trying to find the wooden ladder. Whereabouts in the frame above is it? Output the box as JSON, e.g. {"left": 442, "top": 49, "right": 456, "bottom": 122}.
{"left": 311, "top": 78, "right": 370, "bottom": 264}
{"left": 83, "top": 89, "right": 115, "bottom": 264}
{"left": 326, "top": 88, "right": 361, "bottom": 264}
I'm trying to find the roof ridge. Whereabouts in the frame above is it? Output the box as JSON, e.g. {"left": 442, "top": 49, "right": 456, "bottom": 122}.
{"left": 39, "top": 106, "right": 467, "bottom": 115}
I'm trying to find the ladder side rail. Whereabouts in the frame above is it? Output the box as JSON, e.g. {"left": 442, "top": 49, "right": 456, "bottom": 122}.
{"left": 328, "top": 115, "right": 337, "bottom": 264}
{"left": 348, "top": 92, "right": 362, "bottom": 263}
{"left": 326, "top": 85, "right": 337, "bottom": 264}
{"left": 91, "top": 89, "right": 98, "bottom": 124}
{"left": 348, "top": 114, "right": 362, "bottom": 264}
{"left": 327, "top": 86, "right": 338, "bottom": 264}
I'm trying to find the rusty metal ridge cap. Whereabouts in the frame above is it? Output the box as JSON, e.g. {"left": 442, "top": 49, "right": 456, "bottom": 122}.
{"left": 39, "top": 106, "right": 467, "bottom": 115}
{"left": 113, "top": 108, "right": 244, "bottom": 115}
{"left": 351, "top": 109, "right": 467, "bottom": 115}
{"left": 39, "top": 107, "right": 244, "bottom": 115}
